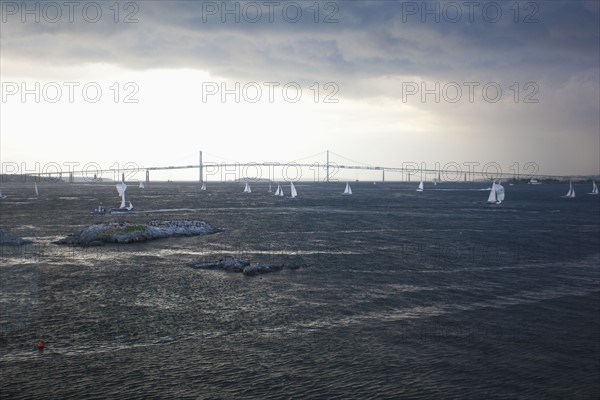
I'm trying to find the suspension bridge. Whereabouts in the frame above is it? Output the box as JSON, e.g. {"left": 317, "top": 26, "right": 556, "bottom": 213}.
{"left": 7, "top": 151, "right": 594, "bottom": 183}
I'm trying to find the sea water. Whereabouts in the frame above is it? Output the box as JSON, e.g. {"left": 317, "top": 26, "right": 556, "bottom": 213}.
{"left": 1, "top": 182, "right": 598, "bottom": 399}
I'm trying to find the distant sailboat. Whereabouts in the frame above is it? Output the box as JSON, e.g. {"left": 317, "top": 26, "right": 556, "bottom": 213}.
{"left": 116, "top": 182, "right": 127, "bottom": 208}
{"left": 34, "top": 182, "right": 39, "bottom": 196}
{"left": 588, "top": 180, "right": 598, "bottom": 195}
{"left": 111, "top": 181, "right": 134, "bottom": 213}
{"left": 200, "top": 182, "right": 206, "bottom": 191}
{"left": 416, "top": 181, "right": 424, "bottom": 192}
{"left": 290, "top": 182, "right": 298, "bottom": 198}
{"left": 342, "top": 182, "right": 352, "bottom": 195}
{"left": 561, "top": 181, "right": 576, "bottom": 199}
{"left": 274, "top": 183, "right": 284, "bottom": 197}
{"left": 139, "top": 181, "right": 145, "bottom": 189}
{"left": 268, "top": 183, "right": 272, "bottom": 193}
{"left": 496, "top": 181, "right": 505, "bottom": 203}
{"left": 91, "top": 204, "right": 106, "bottom": 214}
{"left": 487, "top": 181, "right": 504, "bottom": 204}
{"left": 243, "top": 182, "right": 252, "bottom": 193}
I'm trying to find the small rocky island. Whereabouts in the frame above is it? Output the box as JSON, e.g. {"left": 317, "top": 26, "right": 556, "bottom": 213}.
{"left": 55, "top": 220, "right": 216, "bottom": 246}
{"left": 190, "top": 257, "right": 300, "bottom": 276}
{"left": 0, "top": 227, "right": 32, "bottom": 246}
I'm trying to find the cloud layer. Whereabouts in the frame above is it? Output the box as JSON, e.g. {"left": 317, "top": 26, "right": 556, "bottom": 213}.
{"left": 1, "top": 1, "right": 599, "bottom": 174}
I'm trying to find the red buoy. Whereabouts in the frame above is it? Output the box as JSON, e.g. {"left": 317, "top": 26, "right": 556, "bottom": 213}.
{"left": 37, "top": 341, "right": 44, "bottom": 350}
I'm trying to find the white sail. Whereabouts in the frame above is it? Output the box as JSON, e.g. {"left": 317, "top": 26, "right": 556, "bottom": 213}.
{"left": 244, "top": 182, "right": 251, "bottom": 193}
{"left": 34, "top": 182, "right": 39, "bottom": 196}
{"left": 562, "top": 181, "right": 575, "bottom": 198}
{"left": 200, "top": 182, "right": 206, "bottom": 191}
{"left": 139, "top": 181, "right": 145, "bottom": 189}
{"left": 417, "top": 181, "right": 424, "bottom": 192}
{"left": 343, "top": 182, "right": 352, "bottom": 195}
{"left": 268, "top": 183, "right": 272, "bottom": 193}
{"left": 570, "top": 182, "right": 575, "bottom": 198}
{"left": 495, "top": 182, "right": 505, "bottom": 203}
{"left": 116, "top": 182, "right": 127, "bottom": 196}
{"left": 116, "top": 182, "right": 127, "bottom": 208}
{"left": 127, "top": 201, "right": 133, "bottom": 211}
{"left": 487, "top": 182, "right": 498, "bottom": 203}
{"left": 589, "top": 180, "right": 598, "bottom": 195}
{"left": 290, "top": 182, "right": 298, "bottom": 198}
{"left": 274, "top": 184, "right": 283, "bottom": 197}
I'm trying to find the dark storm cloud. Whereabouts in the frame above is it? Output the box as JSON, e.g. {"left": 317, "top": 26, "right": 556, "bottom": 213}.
{"left": 1, "top": 1, "right": 598, "bottom": 174}
{"left": 0, "top": 0, "right": 597, "bottom": 103}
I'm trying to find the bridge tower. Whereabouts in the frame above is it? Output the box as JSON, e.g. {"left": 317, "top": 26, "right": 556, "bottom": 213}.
{"left": 326, "top": 150, "right": 330, "bottom": 183}
{"left": 199, "top": 151, "right": 203, "bottom": 184}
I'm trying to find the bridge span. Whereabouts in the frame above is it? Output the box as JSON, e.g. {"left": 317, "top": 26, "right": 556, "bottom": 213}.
{"left": 11, "top": 151, "right": 591, "bottom": 183}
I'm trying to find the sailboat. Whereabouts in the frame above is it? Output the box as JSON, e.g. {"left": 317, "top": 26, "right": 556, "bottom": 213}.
{"left": 243, "top": 182, "right": 252, "bottom": 193}
{"left": 342, "top": 182, "right": 352, "bottom": 195}
{"left": 290, "top": 182, "right": 298, "bottom": 198}
{"left": 139, "top": 181, "right": 145, "bottom": 189}
{"left": 268, "top": 182, "right": 272, "bottom": 193}
{"left": 588, "top": 180, "right": 598, "bottom": 195}
{"left": 487, "top": 181, "right": 504, "bottom": 204}
{"left": 274, "top": 183, "right": 284, "bottom": 197}
{"left": 416, "top": 181, "right": 424, "bottom": 192}
{"left": 34, "top": 182, "right": 39, "bottom": 196}
{"left": 496, "top": 181, "right": 505, "bottom": 203}
{"left": 91, "top": 203, "right": 107, "bottom": 214}
{"left": 561, "top": 181, "right": 575, "bottom": 199}
{"left": 200, "top": 182, "right": 207, "bottom": 191}
{"left": 110, "top": 181, "right": 134, "bottom": 213}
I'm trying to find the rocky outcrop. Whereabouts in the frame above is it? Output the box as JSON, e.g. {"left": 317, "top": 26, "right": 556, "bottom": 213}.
{"left": 242, "top": 263, "right": 283, "bottom": 276}
{"left": 55, "top": 220, "right": 216, "bottom": 246}
{"left": 191, "top": 257, "right": 250, "bottom": 272}
{"left": 190, "top": 257, "right": 300, "bottom": 276}
{"left": 0, "top": 227, "right": 32, "bottom": 246}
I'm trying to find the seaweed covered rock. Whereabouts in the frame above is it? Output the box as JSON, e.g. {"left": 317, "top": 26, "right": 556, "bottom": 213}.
{"left": 55, "top": 220, "right": 216, "bottom": 246}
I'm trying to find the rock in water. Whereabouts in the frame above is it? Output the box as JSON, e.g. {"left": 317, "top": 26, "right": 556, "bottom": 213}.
{"left": 191, "top": 258, "right": 300, "bottom": 276}
{"left": 243, "top": 263, "right": 285, "bottom": 276}
{"left": 190, "top": 257, "right": 250, "bottom": 271}
{"left": 190, "top": 261, "right": 222, "bottom": 269}
{"left": 219, "top": 257, "right": 250, "bottom": 272}
{"left": 55, "top": 220, "right": 216, "bottom": 246}
{"left": 0, "top": 227, "right": 32, "bottom": 246}
{"left": 243, "top": 265, "right": 259, "bottom": 276}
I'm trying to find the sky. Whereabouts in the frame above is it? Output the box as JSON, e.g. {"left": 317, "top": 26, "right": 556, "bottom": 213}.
{"left": 1, "top": 0, "right": 599, "bottom": 181}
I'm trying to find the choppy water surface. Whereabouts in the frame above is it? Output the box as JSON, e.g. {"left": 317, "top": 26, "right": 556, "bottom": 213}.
{"left": 1, "top": 181, "right": 599, "bottom": 399}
